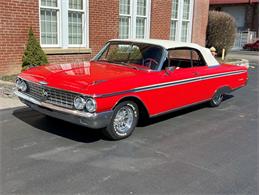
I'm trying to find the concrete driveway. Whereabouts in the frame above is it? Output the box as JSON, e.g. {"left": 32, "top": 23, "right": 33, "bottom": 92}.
{"left": 228, "top": 50, "right": 259, "bottom": 63}
{"left": 0, "top": 53, "right": 258, "bottom": 194}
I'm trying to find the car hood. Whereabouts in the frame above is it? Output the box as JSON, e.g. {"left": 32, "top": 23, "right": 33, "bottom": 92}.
{"left": 19, "top": 61, "right": 144, "bottom": 94}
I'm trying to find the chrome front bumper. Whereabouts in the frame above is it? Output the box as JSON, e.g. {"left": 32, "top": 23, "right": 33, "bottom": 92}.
{"left": 14, "top": 91, "right": 113, "bottom": 129}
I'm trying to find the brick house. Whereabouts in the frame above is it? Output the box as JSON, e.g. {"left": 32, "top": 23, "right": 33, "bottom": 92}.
{"left": 0, "top": 0, "right": 209, "bottom": 76}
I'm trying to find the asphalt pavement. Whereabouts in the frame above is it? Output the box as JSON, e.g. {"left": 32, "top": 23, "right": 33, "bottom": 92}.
{"left": 0, "top": 53, "right": 258, "bottom": 194}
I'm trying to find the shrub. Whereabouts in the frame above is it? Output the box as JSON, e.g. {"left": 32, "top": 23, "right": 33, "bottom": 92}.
{"left": 22, "top": 27, "right": 48, "bottom": 70}
{"left": 206, "top": 11, "right": 236, "bottom": 57}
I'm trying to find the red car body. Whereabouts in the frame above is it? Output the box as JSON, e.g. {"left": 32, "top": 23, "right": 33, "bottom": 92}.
{"left": 15, "top": 39, "right": 248, "bottom": 139}
{"left": 243, "top": 40, "right": 259, "bottom": 51}
{"left": 18, "top": 61, "right": 247, "bottom": 115}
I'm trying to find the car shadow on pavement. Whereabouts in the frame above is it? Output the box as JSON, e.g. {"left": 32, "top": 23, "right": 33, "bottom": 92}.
{"left": 12, "top": 94, "right": 233, "bottom": 142}
{"left": 13, "top": 107, "right": 105, "bottom": 143}
{"left": 138, "top": 94, "right": 234, "bottom": 127}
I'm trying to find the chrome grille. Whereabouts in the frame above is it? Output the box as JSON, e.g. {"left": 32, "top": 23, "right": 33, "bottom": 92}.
{"left": 25, "top": 81, "right": 77, "bottom": 109}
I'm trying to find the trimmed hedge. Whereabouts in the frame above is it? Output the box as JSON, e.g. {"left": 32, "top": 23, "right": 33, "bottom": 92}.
{"left": 206, "top": 11, "right": 236, "bottom": 57}
{"left": 22, "top": 27, "right": 48, "bottom": 70}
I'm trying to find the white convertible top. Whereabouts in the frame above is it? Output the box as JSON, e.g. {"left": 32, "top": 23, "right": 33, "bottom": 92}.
{"left": 110, "top": 39, "right": 220, "bottom": 67}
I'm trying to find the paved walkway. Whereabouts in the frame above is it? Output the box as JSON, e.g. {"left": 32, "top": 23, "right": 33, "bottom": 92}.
{"left": 228, "top": 50, "right": 259, "bottom": 63}
{"left": 0, "top": 80, "right": 23, "bottom": 110}
{"left": 0, "top": 97, "right": 24, "bottom": 110}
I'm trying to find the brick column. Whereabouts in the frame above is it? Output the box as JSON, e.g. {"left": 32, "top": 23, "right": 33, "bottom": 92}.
{"left": 191, "top": 0, "right": 209, "bottom": 46}
{"left": 150, "top": 0, "right": 172, "bottom": 40}
{"left": 89, "top": 0, "right": 119, "bottom": 55}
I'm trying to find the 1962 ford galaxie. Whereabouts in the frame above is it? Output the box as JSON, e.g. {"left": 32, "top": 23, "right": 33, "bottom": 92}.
{"left": 15, "top": 39, "right": 248, "bottom": 140}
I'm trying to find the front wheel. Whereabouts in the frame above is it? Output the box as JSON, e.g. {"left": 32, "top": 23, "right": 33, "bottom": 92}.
{"left": 103, "top": 101, "right": 139, "bottom": 140}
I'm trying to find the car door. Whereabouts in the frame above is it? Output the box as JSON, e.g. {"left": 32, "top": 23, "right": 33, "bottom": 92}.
{"left": 157, "top": 48, "right": 207, "bottom": 111}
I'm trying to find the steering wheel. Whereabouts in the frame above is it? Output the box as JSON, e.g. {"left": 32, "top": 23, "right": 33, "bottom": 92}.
{"left": 143, "top": 58, "right": 159, "bottom": 69}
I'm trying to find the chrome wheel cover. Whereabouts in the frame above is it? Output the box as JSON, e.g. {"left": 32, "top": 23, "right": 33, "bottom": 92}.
{"left": 213, "top": 93, "right": 223, "bottom": 105}
{"left": 113, "top": 106, "right": 134, "bottom": 135}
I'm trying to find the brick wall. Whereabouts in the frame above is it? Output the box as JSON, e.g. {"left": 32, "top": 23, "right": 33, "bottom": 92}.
{"left": 47, "top": 54, "right": 91, "bottom": 65}
{"left": 150, "top": 0, "right": 172, "bottom": 39}
{"left": 89, "top": 0, "right": 119, "bottom": 54}
{"left": 192, "top": 0, "right": 210, "bottom": 46}
{"left": 0, "top": 0, "right": 39, "bottom": 75}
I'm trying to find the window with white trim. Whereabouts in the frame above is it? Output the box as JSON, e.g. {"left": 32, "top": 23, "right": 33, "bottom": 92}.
{"left": 119, "top": 0, "right": 150, "bottom": 39}
{"left": 170, "top": 0, "right": 193, "bottom": 42}
{"left": 119, "top": 0, "right": 131, "bottom": 39}
{"left": 69, "top": 0, "right": 84, "bottom": 45}
{"left": 40, "top": 0, "right": 88, "bottom": 48}
{"left": 40, "top": 0, "right": 59, "bottom": 45}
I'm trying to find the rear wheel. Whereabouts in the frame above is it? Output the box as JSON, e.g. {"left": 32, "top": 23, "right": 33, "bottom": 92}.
{"left": 209, "top": 92, "right": 224, "bottom": 107}
{"left": 103, "top": 101, "right": 139, "bottom": 140}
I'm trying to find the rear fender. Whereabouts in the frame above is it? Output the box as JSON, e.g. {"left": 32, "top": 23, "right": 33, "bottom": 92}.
{"left": 212, "top": 86, "right": 232, "bottom": 98}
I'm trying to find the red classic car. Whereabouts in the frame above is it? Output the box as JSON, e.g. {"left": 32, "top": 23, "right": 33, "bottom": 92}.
{"left": 243, "top": 40, "right": 259, "bottom": 51}
{"left": 15, "top": 39, "right": 248, "bottom": 140}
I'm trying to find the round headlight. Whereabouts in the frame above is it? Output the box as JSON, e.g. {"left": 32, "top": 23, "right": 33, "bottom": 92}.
{"left": 16, "top": 79, "right": 27, "bottom": 92}
{"left": 74, "top": 96, "right": 86, "bottom": 110}
{"left": 16, "top": 79, "right": 22, "bottom": 89}
{"left": 20, "top": 81, "right": 27, "bottom": 92}
{"left": 85, "top": 98, "right": 96, "bottom": 113}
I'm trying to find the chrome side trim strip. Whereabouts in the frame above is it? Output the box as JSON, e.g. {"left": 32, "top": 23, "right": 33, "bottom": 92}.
{"left": 96, "top": 70, "right": 247, "bottom": 98}
{"left": 135, "top": 70, "right": 246, "bottom": 91}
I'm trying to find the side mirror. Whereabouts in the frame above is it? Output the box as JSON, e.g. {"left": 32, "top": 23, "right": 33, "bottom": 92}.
{"left": 165, "top": 66, "right": 176, "bottom": 75}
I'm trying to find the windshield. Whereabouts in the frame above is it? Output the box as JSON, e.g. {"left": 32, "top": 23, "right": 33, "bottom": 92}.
{"left": 93, "top": 42, "right": 164, "bottom": 70}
